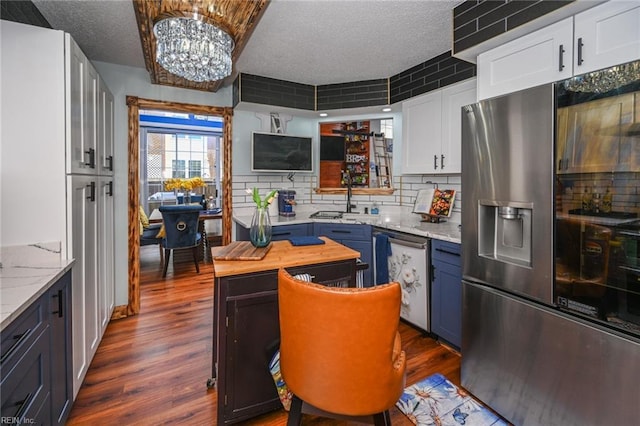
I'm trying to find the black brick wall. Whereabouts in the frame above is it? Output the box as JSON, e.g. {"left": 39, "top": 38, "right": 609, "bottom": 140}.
{"left": 316, "top": 79, "right": 388, "bottom": 110}
{"left": 453, "top": 0, "right": 573, "bottom": 54}
{"left": 389, "top": 52, "right": 476, "bottom": 104}
{"left": 237, "top": 74, "right": 315, "bottom": 110}
{"left": 1, "top": 0, "right": 51, "bottom": 28}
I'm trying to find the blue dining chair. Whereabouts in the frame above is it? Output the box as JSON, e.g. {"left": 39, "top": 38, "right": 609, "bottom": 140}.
{"left": 159, "top": 204, "right": 203, "bottom": 278}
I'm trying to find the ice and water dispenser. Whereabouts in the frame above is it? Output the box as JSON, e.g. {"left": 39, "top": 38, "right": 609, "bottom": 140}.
{"left": 478, "top": 201, "right": 533, "bottom": 268}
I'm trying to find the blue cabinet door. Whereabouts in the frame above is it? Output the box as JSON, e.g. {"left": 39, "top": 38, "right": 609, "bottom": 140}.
{"left": 431, "top": 240, "right": 462, "bottom": 349}
{"left": 313, "top": 223, "right": 373, "bottom": 286}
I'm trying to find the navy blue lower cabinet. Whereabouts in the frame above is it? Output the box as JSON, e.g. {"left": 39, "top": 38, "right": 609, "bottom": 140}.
{"left": 235, "top": 222, "right": 313, "bottom": 242}
{"left": 431, "top": 240, "right": 462, "bottom": 349}
{"left": 313, "top": 223, "right": 373, "bottom": 286}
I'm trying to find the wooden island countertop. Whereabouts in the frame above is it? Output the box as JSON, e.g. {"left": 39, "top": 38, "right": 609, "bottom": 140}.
{"left": 211, "top": 236, "right": 360, "bottom": 277}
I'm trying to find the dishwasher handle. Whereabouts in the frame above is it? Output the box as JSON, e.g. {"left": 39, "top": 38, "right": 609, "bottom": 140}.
{"left": 388, "top": 236, "right": 428, "bottom": 250}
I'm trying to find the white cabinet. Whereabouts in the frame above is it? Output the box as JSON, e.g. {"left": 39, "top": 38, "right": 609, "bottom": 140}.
{"left": 477, "top": 18, "right": 573, "bottom": 100}
{"left": 402, "top": 78, "right": 476, "bottom": 174}
{"left": 1, "top": 21, "right": 114, "bottom": 400}
{"left": 478, "top": 1, "right": 640, "bottom": 100}
{"left": 574, "top": 1, "right": 640, "bottom": 75}
{"left": 99, "top": 77, "right": 115, "bottom": 176}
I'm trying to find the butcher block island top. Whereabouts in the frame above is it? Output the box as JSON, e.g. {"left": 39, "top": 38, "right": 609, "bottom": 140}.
{"left": 211, "top": 236, "right": 360, "bottom": 277}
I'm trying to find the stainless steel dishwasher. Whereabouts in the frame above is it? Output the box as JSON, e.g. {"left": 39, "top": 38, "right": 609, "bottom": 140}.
{"left": 373, "top": 228, "right": 430, "bottom": 332}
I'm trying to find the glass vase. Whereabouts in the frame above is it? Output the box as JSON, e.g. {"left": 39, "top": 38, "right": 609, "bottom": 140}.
{"left": 250, "top": 207, "right": 272, "bottom": 248}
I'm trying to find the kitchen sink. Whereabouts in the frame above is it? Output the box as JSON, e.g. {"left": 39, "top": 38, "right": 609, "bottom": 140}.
{"left": 309, "top": 211, "right": 344, "bottom": 219}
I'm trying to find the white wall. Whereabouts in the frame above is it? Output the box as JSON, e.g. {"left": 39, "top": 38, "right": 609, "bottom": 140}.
{"left": 93, "top": 61, "right": 232, "bottom": 306}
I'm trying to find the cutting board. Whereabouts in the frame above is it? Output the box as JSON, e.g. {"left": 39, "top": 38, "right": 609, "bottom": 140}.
{"left": 213, "top": 241, "right": 272, "bottom": 260}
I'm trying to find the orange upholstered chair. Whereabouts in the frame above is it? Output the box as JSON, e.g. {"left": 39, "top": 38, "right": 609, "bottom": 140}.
{"left": 277, "top": 268, "right": 406, "bottom": 426}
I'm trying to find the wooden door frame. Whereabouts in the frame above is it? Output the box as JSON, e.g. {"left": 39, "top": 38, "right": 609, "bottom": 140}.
{"left": 119, "top": 96, "right": 233, "bottom": 317}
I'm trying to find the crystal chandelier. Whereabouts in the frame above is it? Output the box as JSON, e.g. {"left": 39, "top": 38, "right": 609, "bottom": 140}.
{"left": 564, "top": 60, "right": 640, "bottom": 94}
{"left": 153, "top": 15, "right": 234, "bottom": 83}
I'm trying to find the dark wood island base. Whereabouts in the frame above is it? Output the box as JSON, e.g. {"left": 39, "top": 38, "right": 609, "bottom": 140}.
{"left": 210, "top": 237, "right": 360, "bottom": 424}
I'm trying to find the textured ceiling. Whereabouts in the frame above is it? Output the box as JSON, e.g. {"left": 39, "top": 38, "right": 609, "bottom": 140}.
{"left": 32, "top": 0, "right": 463, "bottom": 87}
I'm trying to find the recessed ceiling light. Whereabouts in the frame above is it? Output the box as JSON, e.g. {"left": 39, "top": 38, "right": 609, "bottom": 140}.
{"left": 319, "top": 113, "right": 328, "bottom": 117}
{"left": 382, "top": 107, "right": 392, "bottom": 112}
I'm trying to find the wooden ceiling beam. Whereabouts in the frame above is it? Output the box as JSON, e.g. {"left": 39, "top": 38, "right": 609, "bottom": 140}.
{"left": 132, "top": 0, "right": 269, "bottom": 92}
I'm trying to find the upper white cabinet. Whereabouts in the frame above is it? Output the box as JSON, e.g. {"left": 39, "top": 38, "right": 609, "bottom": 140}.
{"left": 478, "top": 1, "right": 640, "bottom": 100}
{"left": 477, "top": 18, "right": 573, "bottom": 100}
{"left": 574, "top": 1, "right": 640, "bottom": 75}
{"left": 402, "top": 78, "right": 476, "bottom": 174}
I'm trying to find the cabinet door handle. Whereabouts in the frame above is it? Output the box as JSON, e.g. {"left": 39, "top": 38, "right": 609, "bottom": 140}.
{"left": 558, "top": 44, "right": 565, "bottom": 71}
{"left": 14, "top": 392, "right": 33, "bottom": 420}
{"left": 87, "top": 181, "right": 96, "bottom": 202}
{"left": 558, "top": 158, "right": 563, "bottom": 171}
{"left": 272, "top": 231, "right": 291, "bottom": 237}
{"left": 332, "top": 230, "right": 351, "bottom": 234}
{"left": 441, "top": 154, "right": 445, "bottom": 169}
{"left": 107, "top": 181, "right": 114, "bottom": 197}
{"left": 435, "top": 248, "right": 461, "bottom": 257}
{"left": 85, "top": 147, "right": 96, "bottom": 168}
{"left": 434, "top": 155, "right": 438, "bottom": 170}
{"left": 52, "top": 289, "right": 63, "bottom": 318}
{"left": 107, "top": 155, "right": 113, "bottom": 171}
{"left": 0, "top": 328, "right": 32, "bottom": 364}
{"left": 577, "top": 37, "right": 584, "bottom": 66}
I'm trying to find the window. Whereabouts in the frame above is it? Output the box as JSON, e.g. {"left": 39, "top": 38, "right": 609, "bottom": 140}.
{"left": 380, "top": 119, "right": 393, "bottom": 139}
{"left": 139, "top": 110, "right": 223, "bottom": 213}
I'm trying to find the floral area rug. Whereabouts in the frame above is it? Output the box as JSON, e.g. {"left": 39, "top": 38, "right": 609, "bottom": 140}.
{"left": 396, "top": 373, "right": 508, "bottom": 426}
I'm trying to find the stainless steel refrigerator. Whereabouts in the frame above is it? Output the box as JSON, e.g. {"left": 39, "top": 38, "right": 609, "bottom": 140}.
{"left": 461, "top": 80, "right": 640, "bottom": 425}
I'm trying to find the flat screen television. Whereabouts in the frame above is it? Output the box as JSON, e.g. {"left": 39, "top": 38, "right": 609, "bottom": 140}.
{"left": 251, "top": 131, "right": 313, "bottom": 172}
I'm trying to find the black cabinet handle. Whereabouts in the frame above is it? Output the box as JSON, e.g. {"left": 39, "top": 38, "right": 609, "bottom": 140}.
{"left": 108, "top": 181, "right": 114, "bottom": 196}
{"left": 52, "top": 289, "right": 63, "bottom": 318}
{"left": 577, "top": 37, "right": 584, "bottom": 66}
{"left": 441, "top": 154, "right": 445, "bottom": 169}
{"left": 558, "top": 44, "right": 565, "bottom": 71}
{"left": 558, "top": 158, "right": 563, "bottom": 171}
{"left": 331, "top": 230, "right": 351, "bottom": 234}
{"left": 435, "top": 248, "right": 460, "bottom": 257}
{"left": 0, "top": 328, "right": 32, "bottom": 364}
{"left": 85, "top": 147, "right": 95, "bottom": 168}
{"left": 434, "top": 155, "right": 438, "bottom": 170}
{"left": 272, "top": 231, "right": 291, "bottom": 237}
{"left": 107, "top": 155, "right": 113, "bottom": 171}
{"left": 14, "top": 392, "right": 33, "bottom": 420}
{"left": 87, "top": 181, "right": 96, "bottom": 202}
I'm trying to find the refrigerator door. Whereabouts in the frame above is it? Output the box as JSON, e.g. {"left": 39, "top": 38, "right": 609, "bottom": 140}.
{"left": 462, "top": 281, "right": 640, "bottom": 426}
{"left": 461, "top": 84, "right": 555, "bottom": 304}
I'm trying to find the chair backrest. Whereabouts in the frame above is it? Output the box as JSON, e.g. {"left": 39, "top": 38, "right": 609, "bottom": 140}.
{"left": 159, "top": 205, "right": 202, "bottom": 249}
{"left": 277, "top": 268, "right": 405, "bottom": 416}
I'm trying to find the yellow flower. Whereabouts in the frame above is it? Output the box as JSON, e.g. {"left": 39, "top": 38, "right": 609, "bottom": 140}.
{"left": 164, "top": 177, "right": 207, "bottom": 191}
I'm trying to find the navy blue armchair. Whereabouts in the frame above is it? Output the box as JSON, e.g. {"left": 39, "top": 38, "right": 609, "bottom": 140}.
{"left": 159, "top": 204, "right": 203, "bottom": 278}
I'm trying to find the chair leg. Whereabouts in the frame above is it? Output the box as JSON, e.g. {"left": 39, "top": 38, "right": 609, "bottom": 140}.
{"left": 373, "top": 410, "right": 391, "bottom": 426}
{"left": 192, "top": 247, "right": 200, "bottom": 273}
{"left": 158, "top": 244, "right": 164, "bottom": 265}
{"left": 162, "top": 248, "right": 171, "bottom": 278}
{"left": 287, "top": 395, "right": 303, "bottom": 426}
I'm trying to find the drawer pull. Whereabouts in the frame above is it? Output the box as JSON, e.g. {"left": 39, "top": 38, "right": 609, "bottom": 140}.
{"left": 331, "top": 230, "right": 351, "bottom": 234}
{"left": 15, "top": 392, "right": 33, "bottom": 419}
{"left": 272, "top": 231, "right": 291, "bottom": 237}
{"left": 52, "top": 289, "right": 64, "bottom": 317}
{"left": 435, "top": 248, "right": 460, "bottom": 257}
{"left": 1, "top": 328, "right": 32, "bottom": 364}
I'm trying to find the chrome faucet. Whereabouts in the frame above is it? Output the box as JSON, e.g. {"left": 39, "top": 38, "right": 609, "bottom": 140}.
{"left": 343, "top": 170, "right": 355, "bottom": 213}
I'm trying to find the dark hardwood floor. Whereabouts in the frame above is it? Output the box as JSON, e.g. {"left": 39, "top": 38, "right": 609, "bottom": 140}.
{"left": 67, "top": 246, "right": 461, "bottom": 425}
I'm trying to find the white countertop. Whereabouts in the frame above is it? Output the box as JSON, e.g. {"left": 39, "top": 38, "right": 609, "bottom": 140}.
{"left": 233, "top": 205, "right": 462, "bottom": 244}
{"left": 0, "top": 242, "right": 74, "bottom": 331}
